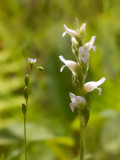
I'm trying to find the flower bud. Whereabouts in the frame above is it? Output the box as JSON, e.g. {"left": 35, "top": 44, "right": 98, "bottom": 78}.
{"left": 25, "top": 74, "right": 30, "bottom": 86}
{"left": 24, "top": 87, "right": 28, "bottom": 100}
{"left": 22, "top": 103, "right": 26, "bottom": 114}
{"left": 37, "top": 66, "right": 44, "bottom": 71}
{"left": 79, "top": 22, "right": 87, "bottom": 39}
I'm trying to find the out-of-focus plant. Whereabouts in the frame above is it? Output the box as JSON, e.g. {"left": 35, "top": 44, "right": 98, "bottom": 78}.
{"left": 59, "top": 21, "right": 106, "bottom": 160}
{"left": 22, "top": 58, "right": 44, "bottom": 160}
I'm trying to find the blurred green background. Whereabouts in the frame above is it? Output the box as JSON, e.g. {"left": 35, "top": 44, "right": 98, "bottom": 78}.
{"left": 0, "top": 0, "right": 120, "bottom": 160}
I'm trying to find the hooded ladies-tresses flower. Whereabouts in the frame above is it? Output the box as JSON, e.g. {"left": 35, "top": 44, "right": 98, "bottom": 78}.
{"left": 78, "top": 46, "right": 89, "bottom": 64}
{"left": 59, "top": 55, "right": 77, "bottom": 76}
{"left": 84, "top": 36, "right": 96, "bottom": 52}
{"left": 69, "top": 92, "right": 86, "bottom": 112}
{"left": 78, "top": 36, "right": 96, "bottom": 64}
{"left": 84, "top": 77, "right": 106, "bottom": 96}
{"left": 62, "top": 24, "right": 78, "bottom": 38}
{"left": 62, "top": 23, "right": 87, "bottom": 40}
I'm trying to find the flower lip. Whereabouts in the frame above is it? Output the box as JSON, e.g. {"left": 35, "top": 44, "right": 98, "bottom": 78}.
{"left": 84, "top": 77, "right": 106, "bottom": 96}
{"left": 59, "top": 55, "right": 77, "bottom": 76}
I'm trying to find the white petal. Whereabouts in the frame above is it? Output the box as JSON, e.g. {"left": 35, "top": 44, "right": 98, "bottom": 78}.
{"left": 75, "top": 95, "right": 86, "bottom": 104}
{"left": 60, "top": 65, "right": 66, "bottom": 72}
{"left": 98, "top": 88, "right": 102, "bottom": 96}
{"left": 69, "top": 103, "right": 76, "bottom": 112}
{"left": 84, "top": 36, "right": 96, "bottom": 52}
{"left": 84, "top": 77, "right": 106, "bottom": 94}
{"left": 69, "top": 92, "right": 76, "bottom": 103}
{"left": 62, "top": 31, "right": 67, "bottom": 37}
{"left": 63, "top": 24, "right": 78, "bottom": 38}
{"left": 78, "top": 47, "right": 89, "bottom": 63}
{"left": 96, "top": 77, "right": 106, "bottom": 86}
{"left": 59, "top": 55, "right": 77, "bottom": 75}
{"left": 92, "top": 46, "right": 96, "bottom": 52}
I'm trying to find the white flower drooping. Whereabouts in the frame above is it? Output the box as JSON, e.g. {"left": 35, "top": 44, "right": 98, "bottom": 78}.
{"left": 84, "top": 77, "right": 106, "bottom": 96}
{"left": 84, "top": 36, "right": 96, "bottom": 52}
{"left": 78, "top": 46, "right": 89, "bottom": 64}
{"left": 59, "top": 55, "right": 77, "bottom": 76}
{"left": 28, "top": 58, "right": 37, "bottom": 64}
{"left": 62, "top": 24, "right": 78, "bottom": 38}
{"left": 69, "top": 92, "right": 86, "bottom": 112}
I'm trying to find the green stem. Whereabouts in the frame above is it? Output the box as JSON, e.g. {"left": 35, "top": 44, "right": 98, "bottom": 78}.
{"left": 78, "top": 109, "right": 85, "bottom": 160}
{"left": 24, "top": 99, "right": 28, "bottom": 160}
{"left": 24, "top": 113, "right": 27, "bottom": 160}
{"left": 23, "top": 66, "right": 32, "bottom": 160}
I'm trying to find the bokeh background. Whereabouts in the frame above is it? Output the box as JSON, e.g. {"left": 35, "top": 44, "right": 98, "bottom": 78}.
{"left": 0, "top": 0, "right": 120, "bottom": 160}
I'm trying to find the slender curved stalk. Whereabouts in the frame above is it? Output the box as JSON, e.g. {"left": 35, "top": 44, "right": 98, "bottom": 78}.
{"left": 78, "top": 109, "right": 85, "bottom": 160}
{"left": 24, "top": 99, "right": 28, "bottom": 160}
{"left": 24, "top": 113, "right": 27, "bottom": 160}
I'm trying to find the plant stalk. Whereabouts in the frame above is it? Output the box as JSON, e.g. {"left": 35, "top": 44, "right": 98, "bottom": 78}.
{"left": 78, "top": 109, "right": 85, "bottom": 160}
{"left": 24, "top": 113, "right": 27, "bottom": 160}
{"left": 24, "top": 99, "right": 28, "bottom": 160}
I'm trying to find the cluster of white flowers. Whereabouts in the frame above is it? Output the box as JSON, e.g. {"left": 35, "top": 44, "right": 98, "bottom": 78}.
{"left": 28, "top": 58, "right": 37, "bottom": 64}
{"left": 59, "top": 23, "right": 106, "bottom": 114}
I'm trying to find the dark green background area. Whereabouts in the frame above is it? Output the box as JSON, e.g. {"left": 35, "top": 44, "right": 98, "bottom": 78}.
{"left": 0, "top": 0, "right": 120, "bottom": 159}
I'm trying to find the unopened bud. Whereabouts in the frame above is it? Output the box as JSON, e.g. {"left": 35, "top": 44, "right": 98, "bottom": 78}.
{"left": 22, "top": 103, "right": 26, "bottom": 114}
{"left": 79, "top": 22, "right": 87, "bottom": 39}
{"left": 37, "top": 66, "right": 44, "bottom": 71}
{"left": 24, "top": 87, "right": 28, "bottom": 100}
{"left": 25, "top": 74, "right": 30, "bottom": 86}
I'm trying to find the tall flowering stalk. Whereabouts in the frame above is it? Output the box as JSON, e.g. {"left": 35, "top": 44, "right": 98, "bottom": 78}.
{"left": 59, "top": 22, "right": 106, "bottom": 160}
{"left": 22, "top": 58, "right": 44, "bottom": 160}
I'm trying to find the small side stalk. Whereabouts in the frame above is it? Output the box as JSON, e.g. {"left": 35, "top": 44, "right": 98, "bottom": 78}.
{"left": 22, "top": 58, "right": 44, "bottom": 160}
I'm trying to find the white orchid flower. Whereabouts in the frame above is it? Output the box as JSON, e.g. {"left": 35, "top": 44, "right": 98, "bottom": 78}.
{"left": 69, "top": 92, "right": 86, "bottom": 112}
{"left": 62, "top": 24, "right": 78, "bottom": 38}
{"left": 78, "top": 46, "right": 89, "bottom": 63}
{"left": 84, "top": 36, "right": 96, "bottom": 52}
{"left": 59, "top": 55, "right": 77, "bottom": 76}
{"left": 28, "top": 58, "right": 37, "bottom": 64}
{"left": 84, "top": 77, "right": 106, "bottom": 96}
